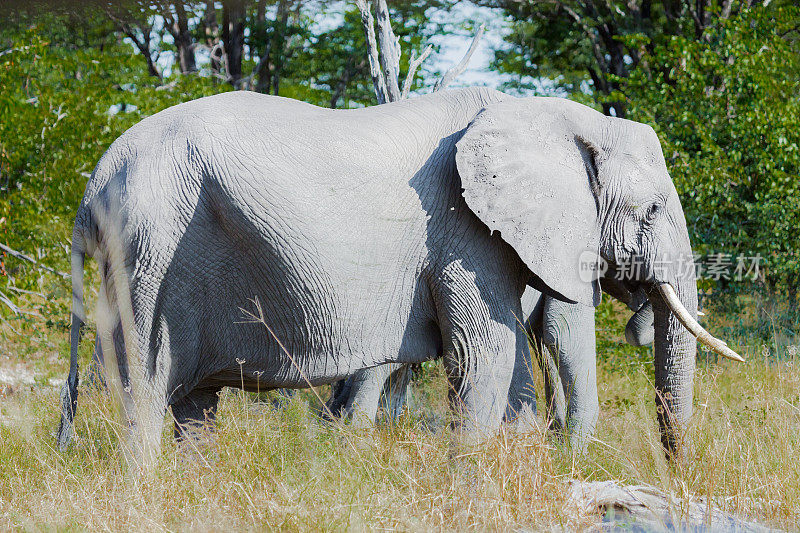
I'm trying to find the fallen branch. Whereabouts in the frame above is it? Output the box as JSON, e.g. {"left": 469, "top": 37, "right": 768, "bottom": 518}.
{"left": 434, "top": 23, "right": 485, "bottom": 92}
{"left": 565, "top": 480, "right": 770, "bottom": 532}
{"left": 155, "top": 78, "right": 180, "bottom": 91}
{"left": 0, "top": 243, "right": 69, "bottom": 278}
{"left": 0, "top": 45, "right": 34, "bottom": 58}
{"left": 0, "top": 290, "right": 20, "bottom": 315}
{"left": 6, "top": 285, "right": 46, "bottom": 299}
{"left": 0, "top": 314, "right": 20, "bottom": 335}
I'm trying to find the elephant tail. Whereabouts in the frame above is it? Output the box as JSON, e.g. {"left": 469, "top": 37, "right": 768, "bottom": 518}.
{"left": 56, "top": 227, "right": 87, "bottom": 450}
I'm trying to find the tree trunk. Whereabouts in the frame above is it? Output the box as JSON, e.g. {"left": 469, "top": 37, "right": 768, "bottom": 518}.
{"left": 222, "top": 0, "right": 245, "bottom": 87}
{"left": 203, "top": 0, "right": 220, "bottom": 75}
{"left": 254, "top": 0, "right": 272, "bottom": 93}
{"left": 269, "top": 0, "right": 290, "bottom": 96}
{"left": 171, "top": 2, "right": 196, "bottom": 73}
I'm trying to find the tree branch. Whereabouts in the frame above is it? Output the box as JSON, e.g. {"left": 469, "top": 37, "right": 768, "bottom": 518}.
{"left": 0, "top": 243, "right": 68, "bottom": 278}
{"left": 0, "top": 290, "right": 20, "bottom": 315}
{"left": 401, "top": 44, "right": 432, "bottom": 99}
{"left": 355, "top": 0, "right": 389, "bottom": 104}
{"left": 105, "top": 7, "right": 163, "bottom": 79}
{"left": 433, "top": 23, "right": 485, "bottom": 92}
{"left": 374, "top": 0, "right": 402, "bottom": 101}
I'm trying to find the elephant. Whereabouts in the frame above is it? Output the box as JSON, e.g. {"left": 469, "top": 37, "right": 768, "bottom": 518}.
{"left": 56, "top": 87, "right": 741, "bottom": 468}
{"left": 323, "top": 280, "right": 655, "bottom": 452}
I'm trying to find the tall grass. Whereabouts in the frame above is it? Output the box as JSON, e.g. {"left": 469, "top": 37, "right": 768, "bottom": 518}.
{"left": 0, "top": 293, "right": 798, "bottom": 530}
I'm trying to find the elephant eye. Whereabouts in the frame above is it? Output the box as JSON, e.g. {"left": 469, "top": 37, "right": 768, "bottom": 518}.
{"left": 645, "top": 202, "right": 662, "bottom": 221}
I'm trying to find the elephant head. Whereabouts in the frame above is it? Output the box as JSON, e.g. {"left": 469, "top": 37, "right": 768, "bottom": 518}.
{"left": 455, "top": 97, "right": 741, "bottom": 456}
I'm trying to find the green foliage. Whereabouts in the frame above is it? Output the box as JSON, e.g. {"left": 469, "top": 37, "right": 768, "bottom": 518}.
{"left": 485, "top": 0, "right": 705, "bottom": 115}
{"left": 0, "top": 9, "right": 230, "bottom": 299}
{"left": 623, "top": 6, "right": 800, "bottom": 301}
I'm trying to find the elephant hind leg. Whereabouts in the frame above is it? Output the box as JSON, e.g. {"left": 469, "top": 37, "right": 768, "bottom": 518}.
{"left": 379, "top": 364, "right": 414, "bottom": 423}
{"left": 171, "top": 387, "right": 222, "bottom": 442}
{"left": 328, "top": 364, "right": 399, "bottom": 428}
{"left": 171, "top": 387, "right": 222, "bottom": 463}
{"left": 94, "top": 276, "right": 167, "bottom": 472}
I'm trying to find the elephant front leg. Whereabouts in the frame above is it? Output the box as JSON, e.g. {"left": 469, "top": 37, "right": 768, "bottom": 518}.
{"left": 541, "top": 298, "right": 599, "bottom": 452}
{"left": 442, "top": 322, "right": 518, "bottom": 438}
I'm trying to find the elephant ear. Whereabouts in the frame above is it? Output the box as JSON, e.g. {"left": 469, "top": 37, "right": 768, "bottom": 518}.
{"left": 455, "top": 97, "right": 605, "bottom": 307}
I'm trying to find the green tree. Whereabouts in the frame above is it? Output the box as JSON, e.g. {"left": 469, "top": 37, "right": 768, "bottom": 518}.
{"left": 623, "top": 5, "right": 800, "bottom": 305}
{"left": 0, "top": 7, "right": 230, "bottom": 309}
{"left": 483, "top": 0, "right": 764, "bottom": 117}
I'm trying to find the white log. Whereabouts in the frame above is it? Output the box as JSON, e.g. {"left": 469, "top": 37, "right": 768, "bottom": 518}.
{"left": 565, "top": 480, "right": 770, "bottom": 531}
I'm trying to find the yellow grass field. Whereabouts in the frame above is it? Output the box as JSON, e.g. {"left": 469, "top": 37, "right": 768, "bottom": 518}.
{"left": 1, "top": 287, "right": 798, "bottom": 531}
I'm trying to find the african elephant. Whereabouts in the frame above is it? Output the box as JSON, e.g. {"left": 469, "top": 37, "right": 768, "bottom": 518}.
{"left": 323, "top": 281, "right": 655, "bottom": 452}
{"left": 56, "top": 87, "right": 740, "bottom": 467}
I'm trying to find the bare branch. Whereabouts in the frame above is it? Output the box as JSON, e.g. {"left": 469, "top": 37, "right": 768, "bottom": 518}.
{"left": 0, "top": 45, "right": 33, "bottom": 58}
{"left": 401, "top": 44, "right": 433, "bottom": 99}
{"left": 433, "top": 23, "right": 485, "bottom": 92}
{"left": 355, "top": 0, "right": 388, "bottom": 104}
{"left": 0, "top": 290, "right": 20, "bottom": 315}
{"left": 0, "top": 243, "right": 68, "bottom": 278}
{"left": 374, "top": 0, "right": 402, "bottom": 101}
{"left": 5, "top": 285, "right": 45, "bottom": 298}
{"left": 155, "top": 78, "right": 180, "bottom": 91}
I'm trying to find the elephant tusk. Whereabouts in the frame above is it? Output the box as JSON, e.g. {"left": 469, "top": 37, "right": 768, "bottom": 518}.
{"left": 697, "top": 311, "right": 705, "bottom": 316}
{"left": 657, "top": 283, "right": 745, "bottom": 363}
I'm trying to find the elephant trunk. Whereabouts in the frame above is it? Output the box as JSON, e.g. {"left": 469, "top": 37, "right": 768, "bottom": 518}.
{"left": 649, "top": 274, "right": 697, "bottom": 458}
{"left": 624, "top": 302, "right": 654, "bottom": 347}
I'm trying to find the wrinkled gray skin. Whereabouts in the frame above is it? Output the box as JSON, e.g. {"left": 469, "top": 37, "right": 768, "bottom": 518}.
{"left": 325, "top": 281, "right": 654, "bottom": 452}
{"left": 57, "top": 88, "right": 698, "bottom": 465}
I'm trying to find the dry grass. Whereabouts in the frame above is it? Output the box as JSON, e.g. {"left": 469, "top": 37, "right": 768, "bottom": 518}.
{"left": 0, "top": 291, "right": 798, "bottom": 531}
